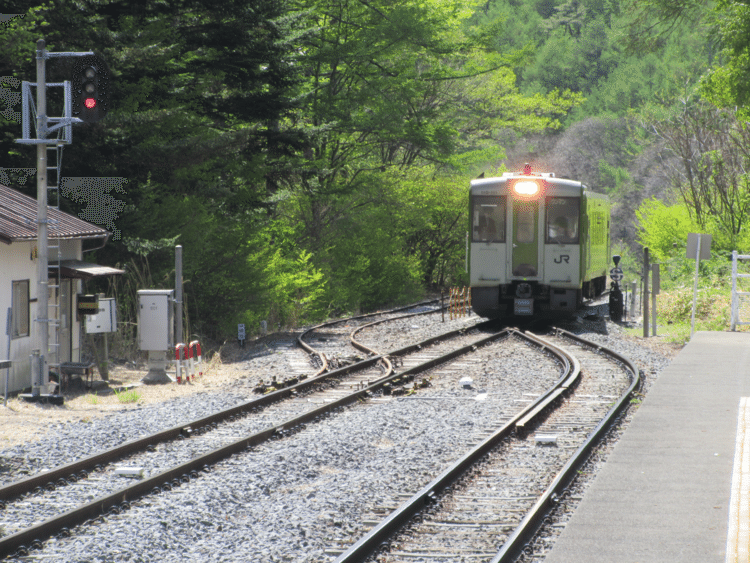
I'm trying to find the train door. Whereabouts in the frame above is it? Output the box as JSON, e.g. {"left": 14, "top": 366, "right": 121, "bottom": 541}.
{"left": 511, "top": 199, "right": 539, "bottom": 277}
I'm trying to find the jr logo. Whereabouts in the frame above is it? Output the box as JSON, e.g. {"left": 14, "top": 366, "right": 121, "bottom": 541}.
{"left": 554, "top": 255, "right": 570, "bottom": 264}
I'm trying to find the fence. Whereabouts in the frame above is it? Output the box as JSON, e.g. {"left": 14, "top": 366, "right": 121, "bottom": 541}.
{"left": 447, "top": 287, "right": 471, "bottom": 320}
{"left": 731, "top": 251, "right": 750, "bottom": 331}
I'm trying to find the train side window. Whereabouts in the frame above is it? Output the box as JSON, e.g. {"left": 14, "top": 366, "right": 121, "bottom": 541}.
{"left": 546, "top": 197, "right": 579, "bottom": 244}
{"left": 472, "top": 196, "right": 505, "bottom": 243}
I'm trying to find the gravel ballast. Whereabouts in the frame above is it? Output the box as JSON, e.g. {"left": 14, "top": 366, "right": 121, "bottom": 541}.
{"left": 0, "top": 316, "right": 676, "bottom": 562}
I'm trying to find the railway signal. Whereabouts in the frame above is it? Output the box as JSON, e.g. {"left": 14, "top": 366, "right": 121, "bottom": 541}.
{"left": 609, "top": 255, "right": 624, "bottom": 322}
{"left": 72, "top": 54, "right": 110, "bottom": 123}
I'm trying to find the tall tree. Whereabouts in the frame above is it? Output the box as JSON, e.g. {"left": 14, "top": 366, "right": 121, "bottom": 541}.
{"left": 0, "top": 0, "right": 310, "bottom": 337}
{"left": 649, "top": 101, "right": 750, "bottom": 247}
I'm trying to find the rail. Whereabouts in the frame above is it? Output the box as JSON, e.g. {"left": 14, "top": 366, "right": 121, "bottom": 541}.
{"left": 0, "top": 321, "right": 502, "bottom": 558}
{"left": 490, "top": 327, "right": 640, "bottom": 563}
{"left": 297, "top": 298, "right": 441, "bottom": 376}
{"left": 335, "top": 328, "right": 575, "bottom": 563}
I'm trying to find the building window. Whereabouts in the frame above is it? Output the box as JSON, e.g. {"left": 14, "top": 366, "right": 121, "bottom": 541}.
{"left": 12, "top": 280, "right": 29, "bottom": 338}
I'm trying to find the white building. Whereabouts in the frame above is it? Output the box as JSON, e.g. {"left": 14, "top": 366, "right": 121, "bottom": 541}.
{"left": 0, "top": 184, "right": 122, "bottom": 394}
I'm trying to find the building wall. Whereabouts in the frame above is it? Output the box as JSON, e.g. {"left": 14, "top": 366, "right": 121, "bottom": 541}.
{"left": 0, "top": 239, "right": 84, "bottom": 394}
{"left": 0, "top": 241, "right": 37, "bottom": 393}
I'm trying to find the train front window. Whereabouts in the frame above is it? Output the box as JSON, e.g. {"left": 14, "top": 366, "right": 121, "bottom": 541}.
{"left": 546, "top": 197, "right": 580, "bottom": 244}
{"left": 472, "top": 196, "right": 505, "bottom": 243}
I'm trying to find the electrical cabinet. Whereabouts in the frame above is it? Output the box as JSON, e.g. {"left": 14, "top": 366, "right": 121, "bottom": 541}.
{"left": 85, "top": 297, "right": 117, "bottom": 334}
{"left": 137, "top": 290, "right": 174, "bottom": 351}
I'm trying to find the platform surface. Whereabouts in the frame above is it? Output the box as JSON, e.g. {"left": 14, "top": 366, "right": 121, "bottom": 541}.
{"left": 544, "top": 330, "right": 750, "bottom": 563}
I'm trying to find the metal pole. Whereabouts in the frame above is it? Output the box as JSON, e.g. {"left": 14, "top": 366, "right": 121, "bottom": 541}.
{"left": 643, "top": 247, "right": 649, "bottom": 338}
{"left": 5, "top": 308, "right": 11, "bottom": 407}
{"left": 651, "top": 275, "right": 657, "bottom": 337}
{"left": 175, "top": 245, "right": 183, "bottom": 345}
{"left": 34, "top": 38, "right": 49, "bottom": 396}
{"left": 732, "top": 250, "right": 738, "bottom": 331}
{"left": 690, "top": 235, "right": 702, "bottom": 338}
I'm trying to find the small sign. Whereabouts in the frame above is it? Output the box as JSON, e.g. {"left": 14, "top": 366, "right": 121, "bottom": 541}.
{"left": 687, "top": 233, "right": 712, "bottom": 260}
{"left": 610, "top": 267, "right": 624, "bottom": 282}
{"left": 76, "top": 294, "right": 99, "bottom": 315}
{"left": 238, "top": 324, "right": 246, "bottom": 341}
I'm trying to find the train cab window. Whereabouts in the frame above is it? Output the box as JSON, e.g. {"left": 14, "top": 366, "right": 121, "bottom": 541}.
{"left": 515, "top": 205, "right": 535, "bottom": 244}
{"left": 546, "top": 197, "right": 580, "bottom": 244}
{"left": 472, "top": 196, "right": 505, "bottom": 243}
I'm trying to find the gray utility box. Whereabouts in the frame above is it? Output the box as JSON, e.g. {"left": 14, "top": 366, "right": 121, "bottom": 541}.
{"left": 85, "top": 297, "right": 117, "bottom": 334}
{"left": 137, "top": 290, "right": 174, "bottom": 351}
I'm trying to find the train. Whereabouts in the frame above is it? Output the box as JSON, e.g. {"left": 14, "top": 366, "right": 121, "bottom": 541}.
{"left": 469, "top": 166, "right": 611, "bottom": 319}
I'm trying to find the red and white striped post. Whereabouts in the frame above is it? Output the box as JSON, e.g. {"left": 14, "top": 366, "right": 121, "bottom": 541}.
{"left": 175, "top": 343, "right": 187, "bottom": 383}
{"left": 189, "top": 341, "right": 202, "bottom": 378}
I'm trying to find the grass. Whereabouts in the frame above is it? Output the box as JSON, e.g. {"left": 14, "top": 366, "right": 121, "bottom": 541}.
{"left": 626, "top": 278, "right": 750, "bottom": 345}
{"left": 114, "top": 387, "right": 142, "bottom": 404}
{"left": 84, "top": 392, "right": 99, "bottom": 405}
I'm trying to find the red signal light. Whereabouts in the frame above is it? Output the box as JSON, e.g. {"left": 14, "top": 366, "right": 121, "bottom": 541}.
{"left": 72, "top": 54, "right": 110, "bottom": 123}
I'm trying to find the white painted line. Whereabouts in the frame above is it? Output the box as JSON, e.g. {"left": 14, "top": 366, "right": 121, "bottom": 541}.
{"left": 726, "top": 397, "right": 750, "bottom": 563}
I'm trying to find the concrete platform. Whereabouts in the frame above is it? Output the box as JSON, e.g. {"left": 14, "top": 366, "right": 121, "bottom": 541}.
{"left": 544, "top": 331, "right": 750, "bottom": 563}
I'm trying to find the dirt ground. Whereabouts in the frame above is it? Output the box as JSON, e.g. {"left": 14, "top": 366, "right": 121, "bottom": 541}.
{"left": 0, "top": 338, "right": 276, "bottom": 450}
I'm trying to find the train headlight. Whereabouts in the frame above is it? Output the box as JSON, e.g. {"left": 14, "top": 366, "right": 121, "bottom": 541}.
{"left": 513, "top": 181, "right": 540, "bottom": 197}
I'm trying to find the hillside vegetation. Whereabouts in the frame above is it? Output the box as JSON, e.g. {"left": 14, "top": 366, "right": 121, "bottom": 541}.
{"left": 0, "top": 0, "right": 746, "bottom": 346}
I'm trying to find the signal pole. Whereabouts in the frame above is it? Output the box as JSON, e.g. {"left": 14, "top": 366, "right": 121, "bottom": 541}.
{"left": 643, "top": 247, "right": 650, "bottom": 338}
{"left": 33, "top": 39, "right": 49, "bottom": 397}
{"left": 15, "top": 39, "right": 98, "bottom": 403}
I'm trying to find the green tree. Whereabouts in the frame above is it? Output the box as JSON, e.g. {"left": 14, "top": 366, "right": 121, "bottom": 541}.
{"left": 635, "top": 198, "right": 699, "bottom": 260}
{"left": 0, "top": 0, "right": 311, "bottom": 340}
{"left": 648, "top": 102, "right": 750, "bottom": 249}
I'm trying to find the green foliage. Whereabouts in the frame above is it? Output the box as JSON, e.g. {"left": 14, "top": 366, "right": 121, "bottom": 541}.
{"left": 258, "top": 248, "right": 326, "bottom": 328}
{"left": 635, "top": 199, "right": 700, "bottom": 261}
{"left": 645, "top": 102, "right": 750, "bottom": 250}
{"left": 114, "top": 388, "right": 142, "bottom": 404}
{"left": 598, "top": 160, "right": 630, "bottom": 197}
{"left": 700, "top": 0, "right": 750, "bottom": 112}
{"left": 0, "top": 0, "right": 648, "bottom": 351}
{"left": 655, "top": 284, "right": 733, "bottom": 343}
{"left": 499, "top": 0, "right": 712, "bottom": 122}
{"left": 394, "top": 169, "right": 470, "bottom": 287}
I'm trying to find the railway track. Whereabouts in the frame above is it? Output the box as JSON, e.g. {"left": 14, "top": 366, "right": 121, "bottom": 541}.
{"left": 331, "top": 328, "right": 639, "bottom": 563}
{"left": 0, "top": 305, "right": 492, "bottom": 559}
{"left": 296, "top": 299, "right": 446, "bottom": 375}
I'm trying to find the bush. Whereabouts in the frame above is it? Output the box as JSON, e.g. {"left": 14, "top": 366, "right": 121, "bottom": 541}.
{"left": 635, "top": 199, "right": 700, "bottom": 261}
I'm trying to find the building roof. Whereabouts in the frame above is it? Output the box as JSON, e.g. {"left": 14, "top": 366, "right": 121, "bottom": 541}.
{"left": 56, "top": 260, "right": 124, "bottom": 280}
{"left": 0, "top": 184, "right": 109, "bottom": 245}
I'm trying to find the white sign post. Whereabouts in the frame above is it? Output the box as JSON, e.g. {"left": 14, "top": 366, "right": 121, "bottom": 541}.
{"left": 238, "top": 324, "right": 246, "bottom": 348}
{"left": 687, "top": 233, "right": 712, "bottom": 338}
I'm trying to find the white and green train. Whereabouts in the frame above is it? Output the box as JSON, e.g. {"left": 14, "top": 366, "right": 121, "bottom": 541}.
{"left": 469, "top": 168, "right": 611, "bottom": 319}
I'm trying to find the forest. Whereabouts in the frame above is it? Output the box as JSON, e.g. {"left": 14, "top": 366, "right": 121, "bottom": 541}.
{"left": 1, "top": 0, "right": 749, "bottom": 346}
